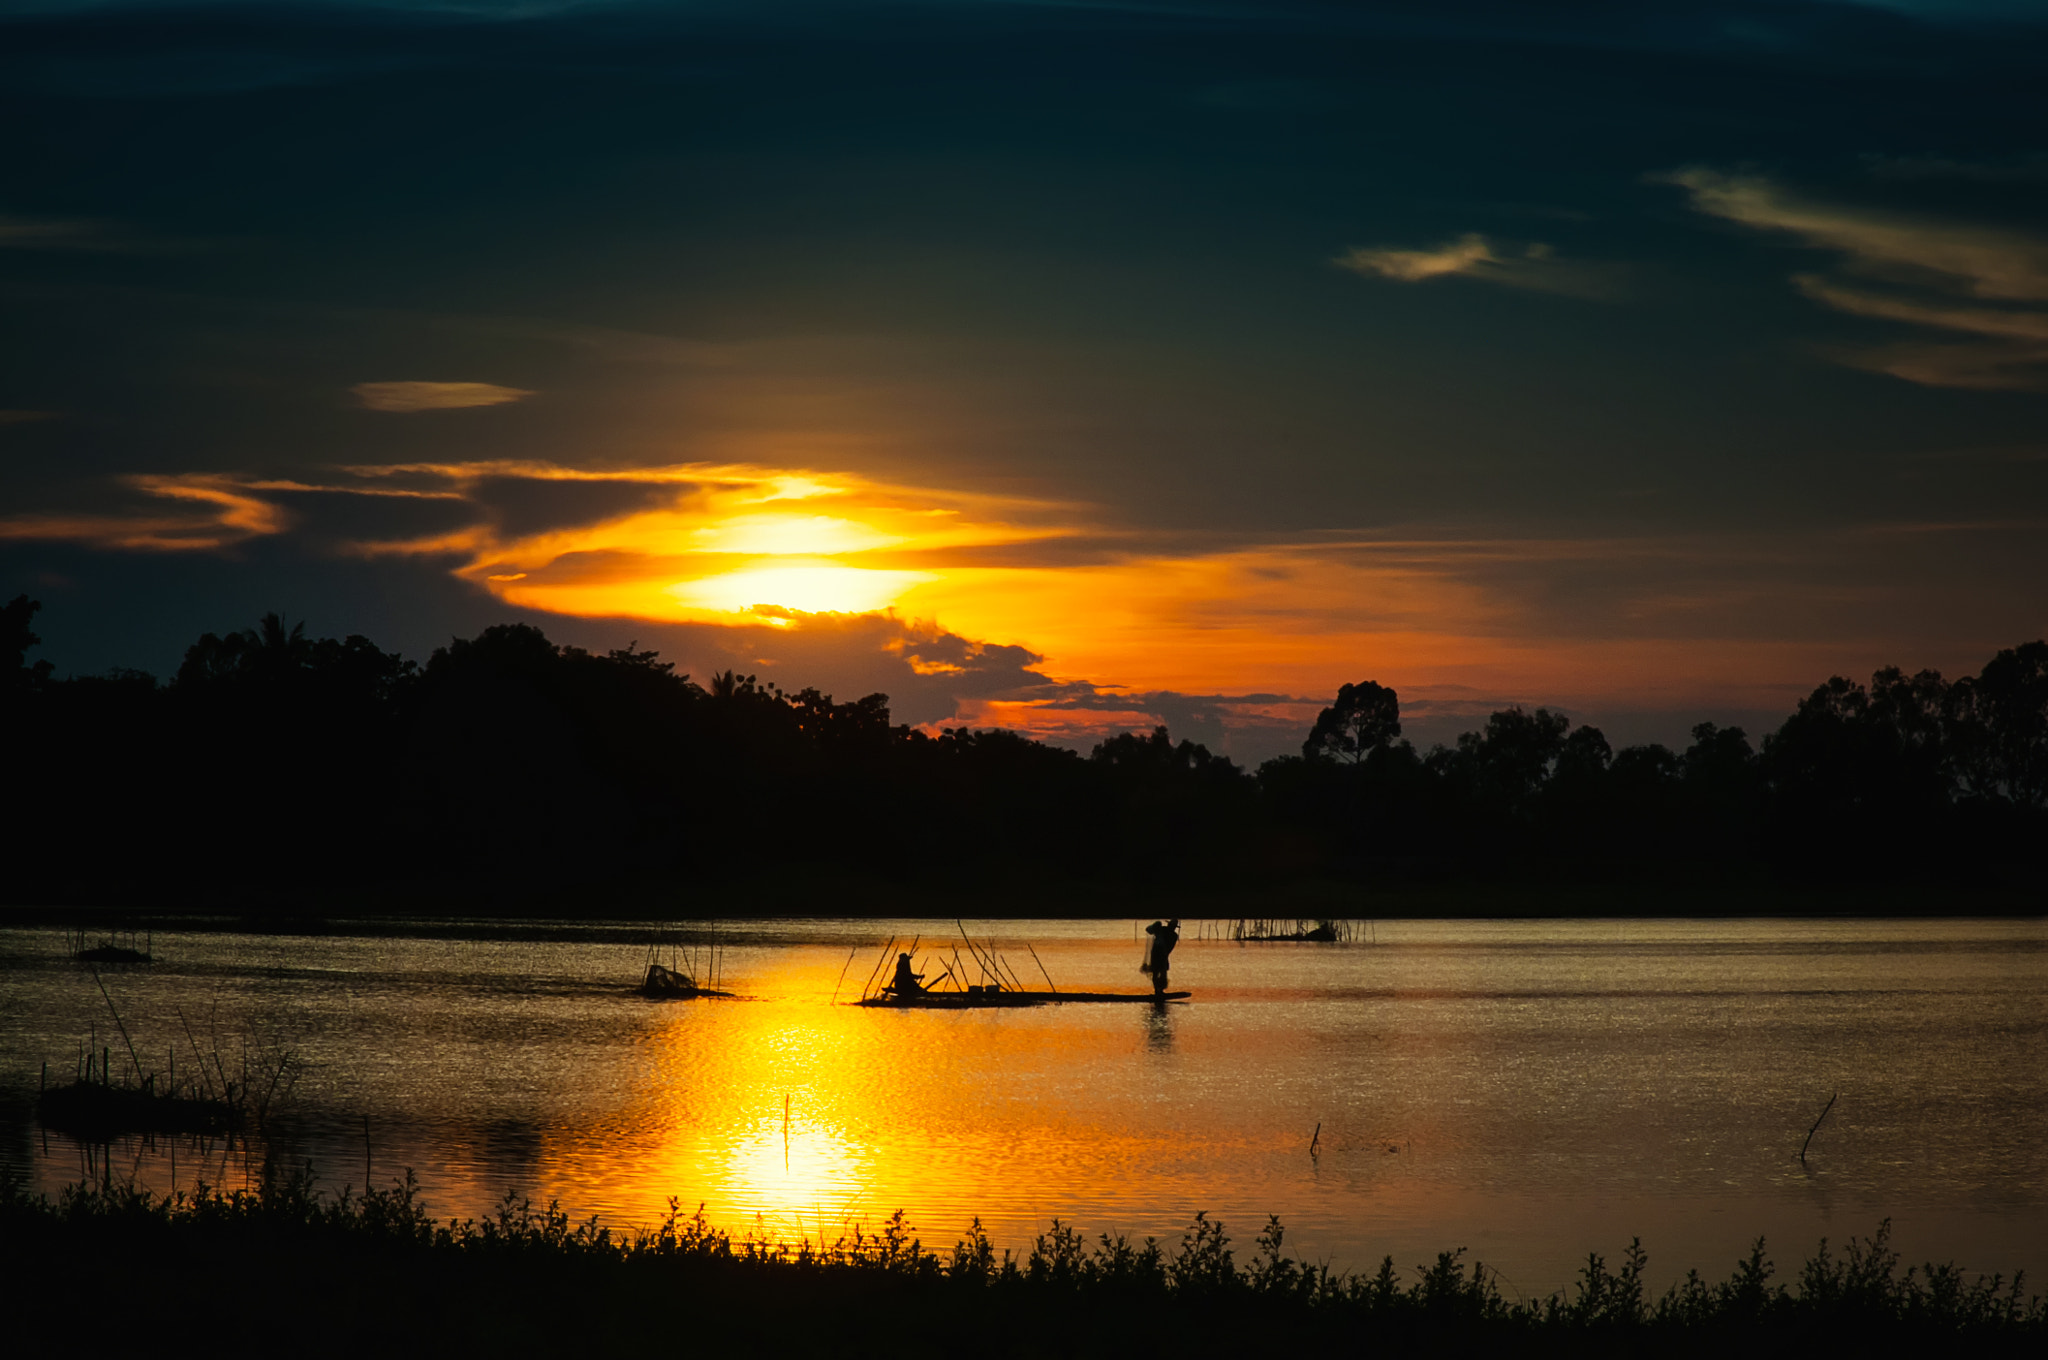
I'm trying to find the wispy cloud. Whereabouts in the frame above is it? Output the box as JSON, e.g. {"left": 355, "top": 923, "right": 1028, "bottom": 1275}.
{"left": 1662, "top": 167, "right": 2048, "bottom": 389}
{"left": 350, "top": 381, "right": 533, "bottom": 412}
{"left": 1335, "top": 233, "right": 1617, "bottom": 297}
{"left": 1791, "top": 273, "right": 2048, "bottom": 389}
{"left": 1663, "top": 167, "right": 2048, "bottom": 300}
{"left": 0, "top": 212, "right": 118, "bottom": 250}
{"left": 0, "top": 474, "right": 286, "bottom": 551}
{"left": 1339, "top": 232, "right": 1501, "bottom": 282}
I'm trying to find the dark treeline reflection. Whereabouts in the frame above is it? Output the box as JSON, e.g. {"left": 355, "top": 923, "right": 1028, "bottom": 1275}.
{"left": 4, "top": 597, "right": 2043, "bottom": 909}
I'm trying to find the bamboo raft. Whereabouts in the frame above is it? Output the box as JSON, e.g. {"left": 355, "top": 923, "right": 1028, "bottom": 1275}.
{"left": 857, "top": 988, "right": 1190, "bottom": 1009}
{"left": 840, "top": 922, "right": 1191, "bottom": 1009}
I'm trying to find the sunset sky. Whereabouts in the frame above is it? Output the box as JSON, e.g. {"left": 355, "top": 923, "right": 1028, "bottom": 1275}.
{"left": 4, "top": 0, "right": 2045, "bottom": 761}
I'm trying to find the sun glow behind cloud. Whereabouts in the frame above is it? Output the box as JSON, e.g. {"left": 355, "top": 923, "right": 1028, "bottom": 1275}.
{"left": 327, "top": 460, "right": 1557, "bottom": 689}
{"left": 334, "top": 460, "right": 1063, "bottom": 628}
{"left": 670, "top": 564, "right": 937, "bottom": 617}
{"left": 6, "top": 454, "right": 1999, "bottom": 748}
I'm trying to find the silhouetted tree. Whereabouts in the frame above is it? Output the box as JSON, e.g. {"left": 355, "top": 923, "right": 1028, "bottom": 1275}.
{"left": 1448, "top": 707, "right": 1570, "bottom": 822}
{"left": 1540, "top": 724, "right": 1616, "bottom": 860}
{"left": 2, "top": 595, "right": 54, "bottom": 694}
{"left": 1554, "top": 724, "right": 1614, "bottom": 787}
{"left": 1090, "top": 727, "right": 1254, "bottom": 876}
{"left": 1949, "top": 641, "right": 2048, "bottom": 809}
{"left": 1303, "top": 681, "right": 1400, "bottom": 763}
{"left": 250, "top": 613, "right": 312, "bottom": 677}
{"left": 1608, "top": 742, "right": 1681, "bottom": 803}
{"left": 1681, "top": 722, "right": 1754, "bottom": 791}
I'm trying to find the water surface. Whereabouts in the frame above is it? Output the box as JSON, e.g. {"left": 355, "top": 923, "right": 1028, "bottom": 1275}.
{"left": 3, "top": 917, "right": 2041, "bottom": 1296}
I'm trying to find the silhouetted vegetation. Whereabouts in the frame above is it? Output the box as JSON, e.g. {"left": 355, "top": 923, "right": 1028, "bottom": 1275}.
{"left": 33, "top": 979, "right": 300, "bottom": 1140}
{"left": 2, "top": 1169, "right": 2039, "bottom": 1356}
{"left": 3, "top": 596, "right": 2043, "bottom": 911}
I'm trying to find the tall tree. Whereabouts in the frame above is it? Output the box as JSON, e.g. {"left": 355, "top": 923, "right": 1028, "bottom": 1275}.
{"left": 1303, "top": 681, "right": 1400, "bottom": 763}
{"left": 1950, "top": 641, "right": 2048, "bottom": 809}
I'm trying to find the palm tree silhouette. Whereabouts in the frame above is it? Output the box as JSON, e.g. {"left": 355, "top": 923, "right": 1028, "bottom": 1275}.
{"left": 244, "top": 613, "right": 311, "bottom": 680}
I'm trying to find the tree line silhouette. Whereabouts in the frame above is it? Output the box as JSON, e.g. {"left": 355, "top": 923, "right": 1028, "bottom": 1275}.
{"left": 4, "top": 595, "right": 2042, "bottom": 910}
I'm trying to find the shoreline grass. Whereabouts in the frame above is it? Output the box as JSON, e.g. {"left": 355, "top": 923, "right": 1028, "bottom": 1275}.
{"left": 3, "top": 1165, "right": 2039, "bottom": 1356}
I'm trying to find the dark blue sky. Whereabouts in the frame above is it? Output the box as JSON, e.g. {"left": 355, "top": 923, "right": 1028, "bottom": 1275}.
{"left": 4, "top": 1, "right": 2045, "bottom": 759}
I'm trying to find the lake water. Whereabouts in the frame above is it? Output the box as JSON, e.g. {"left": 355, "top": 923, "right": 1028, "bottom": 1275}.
{"left": 3, "top": 917, "right": 2043, "bottom": 1297}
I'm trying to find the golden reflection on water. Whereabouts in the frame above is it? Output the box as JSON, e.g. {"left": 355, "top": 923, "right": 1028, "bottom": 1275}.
{"left": 640, "top": 955, "right": 881, "bottom": 1232}
{"left": 547, "top": 947, "right": 1185, "bottom": 1241}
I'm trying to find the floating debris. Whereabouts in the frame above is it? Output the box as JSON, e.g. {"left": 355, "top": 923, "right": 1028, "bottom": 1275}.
{"left": 635, "top": 938, "right": 735, "bottom": 1000}
{"left": 1227, "top": 918, "right": 1354, "bottom": 943}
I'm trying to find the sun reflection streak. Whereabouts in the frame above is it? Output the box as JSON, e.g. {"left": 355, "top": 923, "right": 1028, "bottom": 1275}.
{"left": 531, "top": 946, "right": 1208, "bottom": 1247}
{"left": 581, "top": 955, "right": 906, "bottom": 1237}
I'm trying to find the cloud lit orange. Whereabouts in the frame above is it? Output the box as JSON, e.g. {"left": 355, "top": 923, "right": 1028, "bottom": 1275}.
{"left": 331, "top": 460, "right": 1075, "bottom": 628}
{"left": 6, "top": 455, "right": 1999, "bottom": 747}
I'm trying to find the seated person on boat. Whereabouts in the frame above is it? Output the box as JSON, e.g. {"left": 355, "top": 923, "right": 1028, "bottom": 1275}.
{"left": 887, "top": 952, "right": 926, "bottom": 998}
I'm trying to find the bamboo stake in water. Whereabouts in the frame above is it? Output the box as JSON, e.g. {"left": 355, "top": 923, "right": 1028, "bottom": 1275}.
{"left": 957, "top": 921, "right": 995, "bottom": 984}
{"left": 177, "top": 1007, "right": 217, "bottom": 1102}
{"left": 1026, "top": 943, "right": 1058, "bottom": 994}
{"left": 860, "top": 936, "right": 897, "bottom": 1001}
{"left": 1800, "top": 1092, "right": 1838, "bottom": 1165}
{"left": 93, "top": 971, "right": 146, "bottom": 1085}
{"left": 830, "top": 946, "right": 858, "bottom": 1005}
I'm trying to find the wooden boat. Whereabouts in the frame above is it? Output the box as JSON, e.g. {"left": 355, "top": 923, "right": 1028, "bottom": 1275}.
{"left": 856, "top": 986, "right": 1189, "bottom": 1008}
{"left": 1244, "top": 925, "right": 1336, "bottom": 943}
{"left": 76, "top": 944, "right": 152, "bottom": 963}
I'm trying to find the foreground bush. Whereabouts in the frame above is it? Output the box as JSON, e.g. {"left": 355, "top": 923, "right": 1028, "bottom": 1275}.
{"left": 2, "top": 1167, "right": 2040, "bottom": 1356}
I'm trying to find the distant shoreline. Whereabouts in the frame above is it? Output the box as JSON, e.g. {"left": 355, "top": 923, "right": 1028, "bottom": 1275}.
{"left": 2, "top": 894, "right": 2042, "bottom": 942}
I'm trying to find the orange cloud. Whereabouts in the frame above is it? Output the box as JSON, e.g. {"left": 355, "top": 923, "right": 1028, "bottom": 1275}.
{"left": 339, "top": 460, "right": 1078, "bottom": 627}
{"left": 380, "top": 463, "right": 1872, "bottom": 720}
{"left": 0, "top": 473, "right": 286, "bottom": 551}
{"left": 9, "top": 456, "right": 2001, "bottom": 749}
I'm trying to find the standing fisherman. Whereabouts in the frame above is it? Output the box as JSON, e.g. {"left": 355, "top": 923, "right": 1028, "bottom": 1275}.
{"left": 1140, "top": 918, "right": 1181, "bottom": 996}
